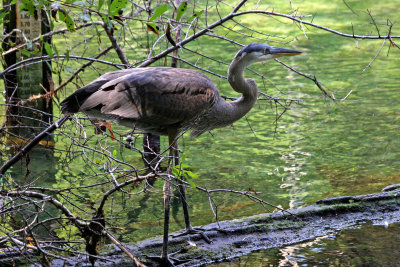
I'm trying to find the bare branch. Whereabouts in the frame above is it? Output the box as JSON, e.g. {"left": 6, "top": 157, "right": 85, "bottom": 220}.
{"left": 274, "top": 59, "right": 337, "bottom": 100}
{"left": 55, "top": 46, "right": 114, "bottom": 91}
{"left": 103, "top": 23, "right": 130, "bottom": 67}
{"left": 0, "top": 189, "right": 88, "bottom": 227}
{"left": 138, "top": 9, "right": 399, "bottom": 68}
{"left": 236, "top": 10, "right": 400, "bottom": 40}
{"left": 0, "top": 55, "right": 124, "bottom": 78}
{"left": 102, "top": 230, "right": 147, "bottom": 267}
{"left": 1, "top": 22, "right": 104, "bottom": 57}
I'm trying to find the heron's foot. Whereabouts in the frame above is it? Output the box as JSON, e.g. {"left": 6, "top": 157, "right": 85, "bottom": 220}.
{"left": 172, "top": 227, "right": 210, "bottom": 243}
{"left": 145, "top": 248, "right": 197, "bottom": 266}
{"left": 172, "top": 226, "right": 228, "bottom": 244}
{"left": 145, "top": 255, "right": 175, "bottom": 267}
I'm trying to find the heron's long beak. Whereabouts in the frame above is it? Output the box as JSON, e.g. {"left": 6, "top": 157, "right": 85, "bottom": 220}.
{"left": 270, "top": 46, "right": 302, "bottom": 56}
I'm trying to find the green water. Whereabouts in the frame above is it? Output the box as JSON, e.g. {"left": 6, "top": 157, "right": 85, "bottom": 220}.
{"left": 2, "top": 0, "right": 400, "bottom": 264}
{"left": 212, "top": 222, "right": 400, "bottom": 266}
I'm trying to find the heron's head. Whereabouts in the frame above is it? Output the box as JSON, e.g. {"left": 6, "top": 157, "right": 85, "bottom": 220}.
{"left": 235, "top": 43, "right": 302, "bottom": 64}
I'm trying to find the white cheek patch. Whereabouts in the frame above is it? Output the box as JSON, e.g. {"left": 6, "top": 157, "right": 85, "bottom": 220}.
{"left": 260, "top": 54, "right": 275, "bottom": 60}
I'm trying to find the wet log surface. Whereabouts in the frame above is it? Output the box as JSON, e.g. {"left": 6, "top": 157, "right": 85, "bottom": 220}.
{"left": 11, "top": 185, "right": 400, "bottom": 266}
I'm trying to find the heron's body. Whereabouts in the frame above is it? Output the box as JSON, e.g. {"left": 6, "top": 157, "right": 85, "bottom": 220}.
{"left": 60, "top": 43, "right": 302, "bottom": 266}
{"left": 61, "top": 66, "right": 256, "bottom": 137}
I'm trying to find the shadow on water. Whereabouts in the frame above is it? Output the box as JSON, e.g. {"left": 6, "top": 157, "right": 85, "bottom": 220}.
{"left": 2, "top": 147, "right": 60, "bottom": 240}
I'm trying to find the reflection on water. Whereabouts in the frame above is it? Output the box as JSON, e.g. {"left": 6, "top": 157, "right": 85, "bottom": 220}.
{"left": 211, "top": 223, "right": 400, "bottom": 266}
{"left": 280, "top": 148, "right": 313, "bottom": 209}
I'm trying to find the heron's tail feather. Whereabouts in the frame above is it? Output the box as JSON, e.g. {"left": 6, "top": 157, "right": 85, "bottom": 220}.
{"left": 60, "top": 80, "right": 108, "bottom": 114}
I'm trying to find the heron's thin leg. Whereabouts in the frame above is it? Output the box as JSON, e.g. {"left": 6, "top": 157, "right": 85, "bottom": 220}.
{"left": 173, "top": 142, "right": 192, "bottom": 231}
{"left": 173, "top": 140, "right": 212, "bottom": 244}
{"left": 161, "top": 176, "right": 172, "bottom": 262}
{"left": 161, "top": 129, "right": 178, "bottom": 263}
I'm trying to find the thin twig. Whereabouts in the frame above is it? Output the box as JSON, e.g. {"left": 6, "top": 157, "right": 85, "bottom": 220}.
{"left": 274, "top": 59, "right": 336, "bottom": 100}
{"left": 0, "top": 55, "right": 125, "bottom": 78}
{"left": 102, "top": 230, "right": 147, "bottom": 267}
{"left": 2, "top": 22, "right": 104, "bottom": 56}
{"left": 361, "top": 39, "right": 386, "bottom": 74}
{"left": 56, "top": 45, "right": 114, "bottom": 92}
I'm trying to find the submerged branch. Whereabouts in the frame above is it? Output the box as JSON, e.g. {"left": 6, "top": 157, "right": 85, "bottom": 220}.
{"left": 0, "top": 116, "right": 70, "bottom": 178}
{"left": 0, "top": 189, "right": 88, "bottom": 227}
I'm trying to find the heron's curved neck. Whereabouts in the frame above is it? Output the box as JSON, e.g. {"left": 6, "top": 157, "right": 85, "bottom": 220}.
{"left": 224, "top": 58, "right": 258, "bottom": 121}
{"left": 228, "top": 58, "right": 259, "bottom": 100}
{"left": 192, "top": 58, "right": 260, "bottom": 136}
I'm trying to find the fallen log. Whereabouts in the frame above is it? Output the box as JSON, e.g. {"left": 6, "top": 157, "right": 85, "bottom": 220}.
{"left": 44, "top": 184, "right": 400, "bottom": 266}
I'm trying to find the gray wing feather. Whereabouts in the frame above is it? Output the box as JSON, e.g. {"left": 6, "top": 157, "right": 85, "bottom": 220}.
{"left": 77, "top": 67, "right": 219, "bottom": 128}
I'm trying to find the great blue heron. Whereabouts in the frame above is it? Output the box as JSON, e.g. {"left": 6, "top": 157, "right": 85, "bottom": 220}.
{"left": 60, "top": 43, "right": 302, "bottom": 265}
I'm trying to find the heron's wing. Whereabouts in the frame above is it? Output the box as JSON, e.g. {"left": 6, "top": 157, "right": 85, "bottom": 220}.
{"left": 60, "top": 68, "right": 146, "bottom": 114}
{"left": 76, "top": 67, "right": 219, "bottom": 127}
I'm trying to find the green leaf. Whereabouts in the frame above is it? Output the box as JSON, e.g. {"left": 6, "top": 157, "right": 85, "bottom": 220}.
{"left": 112, "top": 149, "right": 117, "bottom": 157}
{"left": 44, "top": 42, "right": 53, "bottom": 58}
{"left": 17, "top": 3, "right": 26, "bottom": 11}
{"left": 63, "top": 13, "right": 75, "bottom": 32}
{"left": 104, "top": 16, "right": 114, "bottom": 31}
{"left": 171, "top": 167, "right": 180, "bottom": 177}
{"left": 21, "top": 49, "right": 30, "bottom": 57}
{"left": 146, "top": 22, "right": 159, "bottom": 35}
{"left": 108, "top": 0, "right": 128, "bottom": 15}
{"left": 0, "top": 10, "right": 8, "bottom": 23}
{"left": 187, "top": 178, "right": 196, "bottom": 189}
{"left": 150, "top": 4, "right": 168, "bottom": 21}
{"left": 175, "top": 1, "right": 187, "bottom": 21}
{"left": 95, "top": 159, "right": 103, "bottom": 165}
{"left": 97, "top": 0, "right": 105, "bottom": 10}
{"left": 53, "top": 43, "right": 59, "bottom": 56}
{"left": 186, "top": 10, "right": 204, "bottom": 22}
{"left": 178, "top": 163, "right": 190, "bottom": 168}
{"left": 65, "top": 49, "right": 70, "bottom": 61}
{"left": 59, "top": 10, "right": 65, "bottom": 21}
{"left": 58, "top": 11, "right": 75, "bottom": 32}
{"left": 184, "top": 170, "right": 199, "bottom": 178}
{"left": 45, "top": 61, "right": 52, "bottom": 73}
{"left": 19, "top": 0, "right": 36, "bottom": 16}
